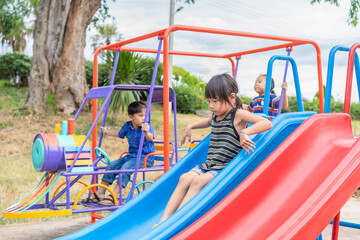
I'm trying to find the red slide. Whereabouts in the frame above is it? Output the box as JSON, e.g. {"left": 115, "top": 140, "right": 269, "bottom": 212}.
{"left": 173, "top": 113, "right": 360, "bottom": 240}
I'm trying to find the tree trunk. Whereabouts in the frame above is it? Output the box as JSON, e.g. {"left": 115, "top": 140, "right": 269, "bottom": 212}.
{"left": 25, "top": 0, "right": 52, "bottom": 112}
{"left": 26, "top": 0, "right": 101, "bottom": 114}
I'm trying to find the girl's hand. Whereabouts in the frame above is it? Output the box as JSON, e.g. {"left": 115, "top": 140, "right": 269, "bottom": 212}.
{"left": 281, "top": 82, "right": 288, "bottom": 91}
{"left": 239, "top": 131, "right": 255, "bottom": 154}
{"left": 142, "top": 123, "right": 150, "bottom": 132}
{"left": 100, "top": 126, "right": 107, "bottom": 135}
{"left": 181, "top": 126, "right": 192, "bottom": 145}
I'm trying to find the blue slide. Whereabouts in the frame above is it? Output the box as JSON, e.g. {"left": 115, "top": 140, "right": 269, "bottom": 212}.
{"left": 57, "top": 112, "right": 315, "bottom": 240}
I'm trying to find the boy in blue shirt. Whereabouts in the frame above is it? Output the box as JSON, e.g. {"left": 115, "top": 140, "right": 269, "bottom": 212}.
{"left": 247, "top": 74, "right": 288, "bottom": 120}
{"left": 82, "top": 101, "right": 155, "bottom": 206}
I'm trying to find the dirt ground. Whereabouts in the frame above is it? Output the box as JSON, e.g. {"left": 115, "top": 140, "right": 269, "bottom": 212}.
{"left": 1, "top": 198, "right": 359, "bottom": 240}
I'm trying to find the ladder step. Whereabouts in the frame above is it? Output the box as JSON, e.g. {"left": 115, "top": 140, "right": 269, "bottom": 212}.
{"left": 66, "top": 152, "right": 91, "bottom": 160}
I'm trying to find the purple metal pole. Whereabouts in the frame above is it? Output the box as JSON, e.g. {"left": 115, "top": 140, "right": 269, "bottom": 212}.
{"left": 98, "top": 50, "right": 120, "bottom": 148}
{"left": 173, "top": 98, "right": 178, "bottom": 163}
{"left": 129, "top": 37, "right": 163, "bottom": 200}
{"left": 68, "top": 91, "right": 113, "bottom": 172}
{"left": 66, "top": 176, "right": 71, "bottom": 209}
{"left": 234, "top": 56, "right": 240, "bottom": 80}
{"left": 278, "top": 48, "right": 291, "bottom": 114}
{"left": 119, "top": 174, "right": 123, "bottom": 206}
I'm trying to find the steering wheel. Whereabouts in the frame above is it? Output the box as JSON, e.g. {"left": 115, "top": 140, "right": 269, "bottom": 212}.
{"left": 94, "top": 147, "right": 111, "bottom": 165}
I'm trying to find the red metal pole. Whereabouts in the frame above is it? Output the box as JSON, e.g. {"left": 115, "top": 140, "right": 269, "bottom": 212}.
{"left": 313, "top": 43, "right": 324, "bottom": 113}
{"left": 163, "top": 32, "right": 170, "bottom": 172}
{"left": 344, "top": 43, "right": 360, "bottom": 114}
{"left": 332, "top": 212, "right": 340, "bottom": 240}
{"left": 228, "top": 57, "right": 236, "bottom": 77}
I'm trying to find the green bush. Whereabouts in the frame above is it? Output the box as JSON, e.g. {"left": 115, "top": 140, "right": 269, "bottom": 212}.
{"left": 137, "top": 57, "right": 163, "bottom": 86}
{"left": 240, "top": 96, "right": 252, "bottom": 105}
{"left": 174, "top": 85, "right": 208, "bottom": 113}
{"left": 281, "top": 96, "right": 300, "bottom": 113}
{"left": 173, "top": 66, "right": 206, "bottom": 94}
{"left": 350, "top": 103, "right": 360, "bottom": 120}
{"left": 0, "top": 52, "right": 31, "bottom": 86}
{"left": 85, "top": 61, "right": 108, "bottom": 88}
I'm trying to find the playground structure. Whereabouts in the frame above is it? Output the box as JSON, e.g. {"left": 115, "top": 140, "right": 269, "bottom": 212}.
{"left": 3, "top": 84, "right": 180, "bottom": 218}
{"left": 3, "top": 25, "right": 360, "bottom": 239}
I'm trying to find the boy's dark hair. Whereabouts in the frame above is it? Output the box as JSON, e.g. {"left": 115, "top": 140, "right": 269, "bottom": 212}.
{"left": 205, "top": 73, "right": 242, "bottom": 108}
{"left": 128, "top": 101, "right": 147, "bottom": 115}
{"left": 259, "top": 74, "right": 275, "bottom": 94}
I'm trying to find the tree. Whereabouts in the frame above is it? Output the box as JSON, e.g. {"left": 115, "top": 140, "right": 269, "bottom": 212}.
{"left": 25, "top": 0, "right": 193, "bottom": 114}
{"left": 90, "top": 22, "right": 122, "bottom": 63}
{"left": 90, "top": 22, "right": 122, "bottom": 50}
{"left": 26, "top": 0, "right": 104, "bottom": 114}
{"left": 311, "top": 0, "right": 360, "bottom": 27}
{"left": 0, "top": 0, "right": 38, "bottom": 52}
{"left": 103, "top": 51, "right": 151, "bottom": 118}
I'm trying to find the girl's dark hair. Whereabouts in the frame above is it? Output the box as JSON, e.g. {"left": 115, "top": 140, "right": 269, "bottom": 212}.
{"left": 205, "top": 73, "right": 242, "bottom": 108}
{"left": 128, "top": 101, "right": 146, "bottom": 115}
{"left": 259, "top": 74, "right": 275, "bottom": 94}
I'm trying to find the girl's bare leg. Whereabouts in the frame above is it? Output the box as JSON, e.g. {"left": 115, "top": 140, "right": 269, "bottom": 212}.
{"left": 177, "top": 173, "right": 214, "bottom": 209}
{"left": 158, "top": 171, "right": 199, "bottom": 223}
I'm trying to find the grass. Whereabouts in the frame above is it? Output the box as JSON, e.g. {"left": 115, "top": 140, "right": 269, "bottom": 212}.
{"left": 1, "top": 86, "right": 360, "bottom": 226}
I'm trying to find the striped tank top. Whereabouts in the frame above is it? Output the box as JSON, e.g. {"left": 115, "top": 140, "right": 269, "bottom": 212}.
{"left": 199, "top": 107, "right": 242, "bottom": 171}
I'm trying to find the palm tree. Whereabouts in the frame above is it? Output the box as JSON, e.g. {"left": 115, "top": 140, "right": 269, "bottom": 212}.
{"left": 104, "top": 50, "right": 151, "bottom": 119}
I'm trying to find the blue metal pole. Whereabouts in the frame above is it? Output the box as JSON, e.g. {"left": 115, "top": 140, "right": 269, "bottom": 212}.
{"left": 264, "top": 55, "right": 303, "bottom": 117}
{"left": 324, "top": 46, "right": 360, "bottom": 113}
{"left": 234, "top": 56, "right": 240, "bottom": 80}
{"left": 278, "top": 48, "right": 291, "bottom": 114}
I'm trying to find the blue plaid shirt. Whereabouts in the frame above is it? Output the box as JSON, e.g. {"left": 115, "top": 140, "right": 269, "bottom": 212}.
{"left": 249, "top": 94, "right": 280, "bottom": 120}
{"left": 118, "top": 121, "right": 155, "bottom": 160}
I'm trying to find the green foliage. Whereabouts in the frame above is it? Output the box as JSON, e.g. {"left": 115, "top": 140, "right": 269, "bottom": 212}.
{"left": 104, "top": 51, "right": 151, "bottom": 115}
{"left": 0, "top": 52, "right": 31, "bottom": 86}
{"left": 281, "top": 96, "right": 300, "bottom": 113}
{"left": 137, "top": 57, "right": 164, "bottom": 86}
{"left": 240, "top": 95, "right": 253, "bottom": 105}
{"left": 173, "top": 66, "right": 206, "bottom": 93}
{"left": 85, "top": 61, "right": 108, "bottom": 87}
{"left": 0, "top": 79, "right": 11, "bottom": 87}
{"left": 310, "top": 0, "right": 359, "bottom": 27}
{"left": 0, "top": 0, "right": 38, "bottom": 51}
{"left": 90, "top": 22, "right": 122, "bottom": 56}
{"left": 349, "top": 0, "right": 360, "bottom": 26}
{"left": 304, "top": 98, "right": 320, "bottom": 112}
{"left": 174, "top": 84, "right": 208, "bottom": 113}
{"left": 350, "top": 103, "right": 360, "bottom": 120}
{"left": 91, "top": 0, "right": 116, "bottom": 29}
{"left": 280, "top": 94, "right": 360, "bottom": 120}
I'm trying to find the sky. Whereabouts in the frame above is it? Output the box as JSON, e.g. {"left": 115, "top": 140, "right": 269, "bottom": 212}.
{"left": 86, "top": 0, "right": 360, "bottom": 102}
{"left": 11, "top": 0, "right": 360, "bottom": 102}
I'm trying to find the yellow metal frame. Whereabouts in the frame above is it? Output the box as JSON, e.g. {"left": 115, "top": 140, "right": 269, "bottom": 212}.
{"left": 52, "top": 180, "right": 89, "bottom": 200}
{"left": 3, "top": 209, "right": 72, "bottom": 219}
{"left": 73, "top": 183, "right": 119, "bottom": 209}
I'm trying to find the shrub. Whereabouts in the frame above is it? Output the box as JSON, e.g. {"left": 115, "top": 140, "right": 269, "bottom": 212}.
{"left": 281, "top": 96, "right": 300, "bottom": 113}
{"left": 85, "top": 61, "right": 108, "bottom": 88}
{"left": 350, "top": 103, "right": 360, "bottom": 120}
{"left": 137, "top": 57, "right": 163, "bottom": 86}
{"left": 174, "top": 85, "right": 208, "bottom": 113}
{"left": 0, "top": 52, "right": 31, "bottom": 86}
{"left": 240, "top": 96, "right": 252, "bottom": 105}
